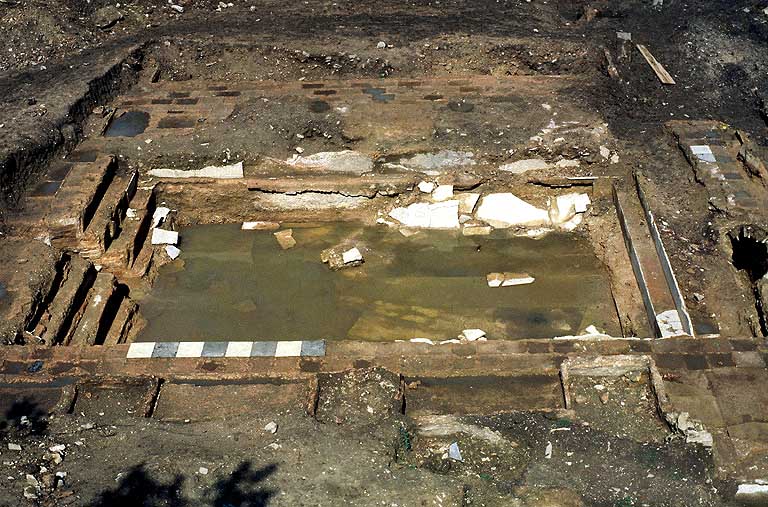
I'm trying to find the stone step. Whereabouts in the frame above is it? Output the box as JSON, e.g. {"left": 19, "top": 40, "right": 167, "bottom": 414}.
{"left": 99, "top": 187, "right": 155, "bottom": 275}
{"left": 78, "top": 171, "right": 138, "bottom": 259}
{"left": 33, "top": 255, "right": 95, "bottom": 345}
{"left": 67, "top": 272, "right": 119, "bottom": 346}
{"left": 47, "top": 155, "right": 116, "bottom": 249}
{"left": 102, "top": 297, "right": 140, "bottom": 346}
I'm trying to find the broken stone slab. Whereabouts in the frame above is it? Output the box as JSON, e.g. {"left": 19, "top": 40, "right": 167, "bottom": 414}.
{"left": 264, "top": 421, "right": 278, "bottom": 434}
{"left": 431, "top": 184, "right": 454, "bottom": 201}
{"left": 475, "top": 193, "right": 550, "bottom": 228}
{"left": 549, "top": 192, "right": 591, "bottom": 225}
{"left": 410, "top": 338, "right": 434, "bottom": 345}
{"left": 151, "top": 228, "right": 178, "bottom": 245}
{"left": 148, "top": 161, "right": 244, "bottom": 179}
{"left": 689, "top": 145, "right": 716, "bottom": 163}
{"left": 285, "top": 150, "right": 373, "bottom": 174}
{"left": 7, "top": 443, "right": 21, "bottom": 451}
{"left": 555, "top": 159, "right": 580, "bottom": 168}
{"left": 736, "top": 484, "right": 768, "bottom": 502}
{"left": 274, "top": 229, "right": 296, "bottom": 250}
{"left": 388, "top": 200, "right": 460, "bottom": 229}
{"left": 165, "top": 245, "right": 181, "bottom": 260}
{"left": 241, "top": 221, "right": 280, "bottom": 230}
{"left": 459, "top": 329, "right": 486, "bottom": 342}
{"left": 486, "top": 272, "right": 535, "bottom": 287}
{"left": 448, "top": 442, "right": 463, "bottom": 461}
{"left": 498, "top": 158, "right": 550, "bottom": 174}
{"left": 455, "top": 193, "right": 480, "bottom": 214}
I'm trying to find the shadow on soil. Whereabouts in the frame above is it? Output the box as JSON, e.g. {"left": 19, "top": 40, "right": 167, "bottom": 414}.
{"left": 0, "top": 398, "right": 49, "bottom": 436}
{"left": 92, "top": 462, "right": 278, "bottom": 507}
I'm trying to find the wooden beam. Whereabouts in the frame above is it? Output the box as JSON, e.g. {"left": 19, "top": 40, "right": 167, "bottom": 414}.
{"left": 636, "top": 44, "right": 676, "bottom": 85}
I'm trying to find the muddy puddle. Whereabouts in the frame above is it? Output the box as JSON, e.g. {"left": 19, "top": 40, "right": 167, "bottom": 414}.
{"left": 137, "top": 223, "right": 621, "bottom": 342}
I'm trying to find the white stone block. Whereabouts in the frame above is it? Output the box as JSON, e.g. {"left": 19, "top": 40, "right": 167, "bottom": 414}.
{"left": 176, "top": 342, "right": 205, "bottom": 358}
{"left": 275, "top": 341, "right": 303, "bottom": 357}
{"left": 151, "top": 228, "right": 179, "bottom": 245}
{"left": 475, "top": 193, "right": 549, "bottom": 228}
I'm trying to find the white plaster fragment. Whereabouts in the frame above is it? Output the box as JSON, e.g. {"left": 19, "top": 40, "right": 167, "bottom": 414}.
{"left": 151, "top": 228, "right": 178, "bottom": 245}
{"left": 475, "top": 193, "right": 550, "bottom": 228}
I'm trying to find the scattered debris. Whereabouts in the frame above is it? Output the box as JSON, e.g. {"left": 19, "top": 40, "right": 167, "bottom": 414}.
{"left": 151, "top": 228, "right": 179, "bottom": 245}
{"left": 636, "top": 44, "right": 676, "bottom": 85}
{"left": 274, "top": 229, "right": 296, "bottom": 250}
{"left": 148, "top": 161, "right": 244, "bottom": 179}
{"left": 486, "top": 272, "right": 535, "bottom": 287}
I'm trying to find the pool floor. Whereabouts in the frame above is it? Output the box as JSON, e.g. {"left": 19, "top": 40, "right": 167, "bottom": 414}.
{"left": 137, "top": 223, "right": 621, "bottom": 342}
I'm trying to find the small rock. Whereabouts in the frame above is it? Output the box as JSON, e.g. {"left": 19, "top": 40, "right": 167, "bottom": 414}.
{"left": 273, "top": 229, "right": 296, "bottom": 250}
{"left": 25, "top": 474, "right": 39, "bottom": 487}
{"left": 459, "top": 329, "right": 486, "bottom": 342}
{"left": 376, "top": 41, "right": 387, "bottom": 49}
{"left": 264, "top": 421, "right": 278, "bottom": 434}
{"left": 198, "top": 467, "right": 209, "bottom": 475}
{"left": 170, "top": 4, "right": 184, "bottom": 12}
{"left": 165, "top": 245, "right": 181, "bottom": 260}
{"left": 23, "top": 486, "right": 38, "bottom": 500}
{"left": 417, "top": 181, "right": 435, "bottom": 193}
{"left": 448, "top": 442, "right": 463, "bottom": 462}
{"left": 599, "top": 392, "right": 609, "bottom": 404}
{"left": 7, "top": 443, "right": 21, "bottom": 452}
{"left": 545, "top": 441, "right": 553, "bottom": 459}
{"left": 49, "top": 444, "right": 66, "bottom": 453}
{"left": 93, "top": 5, "right": 124, "bottom": 29}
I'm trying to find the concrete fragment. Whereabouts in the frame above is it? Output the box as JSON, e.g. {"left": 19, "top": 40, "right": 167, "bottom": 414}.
{"left": 487, "top": 272, "right": 535, "bottom": 287}
{"left": 342, "top": 247, "right": 363, "bottom": 265}
{"left": 149, "top": 161, "right": 244, "bottom": 179}
{"left": 417, "top": 181, "right": 435, "bottom": 193}
{"left": 498, "top": 158, "right": 550, "bottom": 173}
{"left": 431, "top": 184, "right": 454, "bottom": 201}
{"left": 151, "top": 206, "right": 171, "bottom": 228}
{"left": 459, "top": 329, "right": 486, "bottom": 341}
{"left": 242, "top": 221, "right": 280, "bottom": 230}
{"left": 475, "top": 193, "right": 549, "bottom": 228}
{"left": 165, "top": 245, "right": 181, "bottom": 260}
{"left": 151, "top": 228, "right": 178, "bottom": 245}
{"left": 274, "top": 229, "right": 296, "bottom": 250}
{"left": 285, "top": 150, "right": 373, "bottom": 174}
{"left": 456, "top": 193, "right": 480, "bottom": 214}
{"left": 448, "top": 442, "right": 463, "bottom": 461}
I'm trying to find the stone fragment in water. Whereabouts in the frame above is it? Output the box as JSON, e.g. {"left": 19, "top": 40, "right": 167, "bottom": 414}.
{"left": 285, "top": 150, "right": 373, "bottom": 174}
{"left": 274, "top": 229, "right": 296, "bottom": 250}
{"left": 475, "top": 193, "right": 549, "bottom": 228}
{"left": 462, "top": 224, "right": 492, "bottom": 236}
{"left": 151, "top": 228, "right": 178, "bottom": 245}
{"left": 165, "top": 245, "right": 181, "bottom": 260}
{"left": 149, "top": 161, "right": 244, "bottom": 179}
{"left": 431, "top": 184, "right": 454, "bottom": 201}
{"left": 487, "top": 272, "right": 535, "bottom": 287}
{"left": 459, "top": 329, "right": 486, "bottom": 342}
{"left": 342, "top": 247, "right": 363, "bottom": 265}
{"left": 498, "top": 158, "right": 550, "bottom": 173}
{"left": 242, "top": 221, "right": 280, "bottom": 230}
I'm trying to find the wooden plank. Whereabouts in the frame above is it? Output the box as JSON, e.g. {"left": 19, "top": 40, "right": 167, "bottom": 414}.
{"left": 636, "top": 44, "right": 676, "bottom": 85}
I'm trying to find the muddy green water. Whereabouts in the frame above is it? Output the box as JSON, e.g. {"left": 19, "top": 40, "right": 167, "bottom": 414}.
{"left": 137, "top": 223, "right": 621, "bottom": 342}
